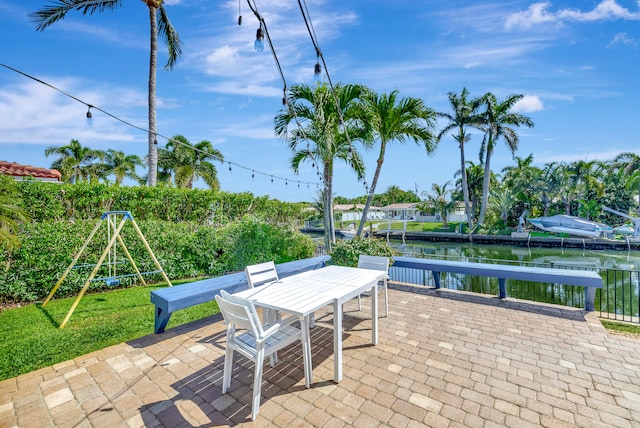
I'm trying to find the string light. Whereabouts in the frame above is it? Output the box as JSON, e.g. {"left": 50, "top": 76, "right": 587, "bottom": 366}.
{"left": 237, "top": 0, "right": 242, "bottom": 25}
{"left": 254, "top": 26, "right": 265, "bottom": 52}
{"left": 86, "top": 105, "right": 93, "bottom": 125}
{"left": 0, "top": 63, "right": 322, "bottom": 192}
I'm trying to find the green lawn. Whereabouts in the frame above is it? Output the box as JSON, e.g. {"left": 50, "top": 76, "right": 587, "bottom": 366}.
{"left": 0, "top": 280, "right": 219, "bottom": 381}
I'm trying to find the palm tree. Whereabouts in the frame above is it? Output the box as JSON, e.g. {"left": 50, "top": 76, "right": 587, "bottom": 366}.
{"left": 0, "top": 175, "right": 30, "bottom": 253}
{"left": 501, "top": 154, "right": 541, "bottom": 219}
{"left": 421, "top": 181, "right": 454, "bottom": 227}
{"left": 355, "top": 90, "right": 436, "bottom": 237}
{"left": 489, "top": 186, "right": 516, "bottom": 224}
{"left": 613, "top": 152, "right": 640, "bottom": 215}
{"left": 44, "top": 139, "right": 105, "bottom": 183}
{"left": 274, "top": 83, "right": 371, "bottom": 251}
{"left": 436, "top": 88, "right": 485, "bottom": 228}
{"left": 104, "top": 149, "right": 143, "bottom": 185}
{"left": 32, "top": 0, "right": 183, "bottom": 187}
{"left": 566, "top": 160, "right": 602, "bottom": 214}
{"left": 455, "top": 161, "right": 484, "bottom": 223}
{"left": 477, "top": 93, "right": 534, "bottom": 224}
{"left": 162, "top": 135, "right": 224, "bottom": 189}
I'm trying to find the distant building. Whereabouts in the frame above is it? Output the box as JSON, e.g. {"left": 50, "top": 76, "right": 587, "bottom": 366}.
{"left": 334, "top": 204, "right": 385, "bottom": 222}
{"left": 0, "top": 161, "right": 61, "bottom": 182}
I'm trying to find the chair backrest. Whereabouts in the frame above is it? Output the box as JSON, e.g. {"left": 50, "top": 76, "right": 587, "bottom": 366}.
{"left": 245, "top": 261, "right": 279, "bottom": 288}
{"left": 216, "top": 290, "right": 263, "bottom": 337}
{"left": 357, "top": 254, "right": 389, "bottom": 272}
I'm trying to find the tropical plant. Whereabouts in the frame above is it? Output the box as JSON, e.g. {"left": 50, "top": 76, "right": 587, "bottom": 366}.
{"left": 501, "top": 154, "right": 541, "bottom": 219}
{"left": 613, "top": 152, "right": 640, "bottom": 215}
{"left": 0, "top": 175, "right": 31, "bottom": 254}
{"left": 421, "top": 181, "right": 455, "bottom": 227}
{"left": 44, "top": 139, "right": 105, "bottom": 183}
{"left": 356, "top": 90, "right": 436, "bottom": 237}
{"left": 274, "top": 82, "right": 371, "bottom": 251}
{"left": 329, "top": 236, "right": 397, "bottom": 268}
{"left": 32, "top": 0, "right": 183, "bottom": 187}
{"left": 455, "top": 161, "right": 485, "bottom": 223}
{"left": 577, "top": 199, "right": 601, "bottom": 221}
{"left": 477, "top": 93, "right": 534, "bottom": 224}
{"left": 489, "top": 186, "right": 516, "bottom": 224}
{"left": 159, "top": 135, "right": 224, "bottom": 189}
{"left": 103, "top": 149, "right": 143, "bottom": 185}
{"left": 436, "top": 88, "right": 485, "bottom": 228}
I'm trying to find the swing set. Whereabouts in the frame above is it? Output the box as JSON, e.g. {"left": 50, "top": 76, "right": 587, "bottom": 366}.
{"left": 43, "top": 211, "right": 172, "bottom": 328}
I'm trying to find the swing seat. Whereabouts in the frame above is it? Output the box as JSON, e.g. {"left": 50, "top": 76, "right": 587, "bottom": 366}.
{"left": 105, "top": 278, "right": 120, "bottom": 287}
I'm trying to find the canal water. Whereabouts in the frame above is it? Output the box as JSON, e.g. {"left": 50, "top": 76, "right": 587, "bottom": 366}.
{"left": 388, "top": 240, "right": 640, "bottom": 320}
{"left": 394, "top": 240, "right": 640, "bottom": 271}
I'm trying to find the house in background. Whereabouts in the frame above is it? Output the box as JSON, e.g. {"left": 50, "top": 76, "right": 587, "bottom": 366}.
{"left": 0, "top": 161, "right": 61, "bottom": 182}
{"left": 383, "top": 203, "right": 420, "bottom": 220}
{"left": 334, "top": 204, "right": 385, "bottom": 222}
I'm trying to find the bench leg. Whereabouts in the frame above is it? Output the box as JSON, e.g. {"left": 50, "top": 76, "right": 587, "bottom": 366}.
{"left": 498, "top": 278, "right": 507, "bottom": 299}
{"left": 585, "top": 287, "right": 596, "bottom": 312}
{"left": 154, "top": 306, "right": 171, "bottom": 334}
{"left": 432, "top": 272, "right": 441, "bottom": 289}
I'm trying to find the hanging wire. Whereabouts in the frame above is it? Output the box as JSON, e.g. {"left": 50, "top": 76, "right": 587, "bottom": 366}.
{"left": 245, "top": 1, "right": 323, "bottom": 182}
{"left": 296, "top": 0, "right": 353, "bottom": 150}
{"left": 0, "top": 63, "right": 319, "bottom": 189}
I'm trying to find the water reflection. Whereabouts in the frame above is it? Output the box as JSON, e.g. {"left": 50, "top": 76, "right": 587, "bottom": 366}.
{"left": 395, "top": 241, "right": 640, "bottom": 271}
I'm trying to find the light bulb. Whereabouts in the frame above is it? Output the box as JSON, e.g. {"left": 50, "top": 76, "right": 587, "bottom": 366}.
{"left": 86, "top": 107, "right": 93, "bottom": 126}
{"left": 313, "top": 62, "right": 322, "bottom": 82}
{"left": 338, "top": 119, "right": 345, "bottom": 134}
{"left": 254, "top": 28, "right": 264, "bottom": 52}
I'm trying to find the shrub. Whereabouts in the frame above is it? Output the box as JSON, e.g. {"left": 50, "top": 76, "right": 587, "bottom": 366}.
{"left": 329, "top": 237, "right": 398, "bottom": 267}
{"left": 0, "top": 216, "right": 315, "bottom": 303}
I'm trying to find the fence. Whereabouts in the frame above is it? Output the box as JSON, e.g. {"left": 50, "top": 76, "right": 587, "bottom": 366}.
{"left": 389, "top": 252, "right": 640, "bottom": 324}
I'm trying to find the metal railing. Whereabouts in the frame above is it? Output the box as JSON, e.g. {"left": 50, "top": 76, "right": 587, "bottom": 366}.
{"left": 388, "top": 252, "right": 640, "bottom": 324}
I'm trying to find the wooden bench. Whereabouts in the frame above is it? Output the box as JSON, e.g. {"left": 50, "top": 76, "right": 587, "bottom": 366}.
{"left": 392, "top": 256, "right": 603, "bottom": 311}
{"left": 150, "top": 256, "right": 330, "bottom": 333}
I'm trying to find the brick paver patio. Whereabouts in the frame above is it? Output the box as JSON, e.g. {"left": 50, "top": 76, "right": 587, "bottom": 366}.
{"left": 2, "top": 284, "right": 640, "bottom": 427}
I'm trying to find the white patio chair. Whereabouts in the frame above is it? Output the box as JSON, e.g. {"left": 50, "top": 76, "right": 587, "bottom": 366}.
{"left": 245, "top": 261, "right": 279, "bottom": 288}
{"left": 245, "top": 261, "right": 281, "bottom": 323}
{"left": 216, "top": 289, "right": 311, "bottom": 421}
{"left": 357, "top": 254, "right": 390, "bottom": 317}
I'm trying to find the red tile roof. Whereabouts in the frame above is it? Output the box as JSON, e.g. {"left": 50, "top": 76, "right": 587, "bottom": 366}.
{"left": 0, "top": 161, "right": 61, "bottom": 181}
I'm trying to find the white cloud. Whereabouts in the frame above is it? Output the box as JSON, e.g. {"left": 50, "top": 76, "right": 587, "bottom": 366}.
{"left": 607, "top": 32, "right": 637, "bottom": 47}
{"left": 505, "top": 0, "right": 640, "bottom": 30}
{"left": 514, "top": 95, "right": 544, "bottom": 112}
{"left": 505, "top": 2, "right": 557, "bottom": 30}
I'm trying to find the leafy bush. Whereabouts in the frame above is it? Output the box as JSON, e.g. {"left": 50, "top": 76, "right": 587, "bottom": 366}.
{"left": 0, "top": 216, "right": 315, "bottom": 303}
{"left": 329, "top": 236, "right": 398, "bottom": 267}
{"left": 16, "top": 181, "right": 307, "bottom": 225}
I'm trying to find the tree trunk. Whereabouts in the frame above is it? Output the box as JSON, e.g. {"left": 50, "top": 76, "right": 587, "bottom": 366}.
{"left": 323, "top": 161, "right": 336, "bottom": 252}
{"left": 147, "top": 6, "right": 158, "bottom": 186}
{"left": 478, "top": 140, "right": 493, "bottom": 225}
{"left": 357, "top": 142, "right": 386, "bottom": 237}
{"left": 459, "top": 136, "right": 473, "bottom": 228}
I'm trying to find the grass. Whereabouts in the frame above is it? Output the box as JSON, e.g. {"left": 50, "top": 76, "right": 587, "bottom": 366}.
{"left": 601, "top": 320, "right": 640, "bottom": 336}
{"left": 0, "top": 280, "right": 219, "bottom": 381}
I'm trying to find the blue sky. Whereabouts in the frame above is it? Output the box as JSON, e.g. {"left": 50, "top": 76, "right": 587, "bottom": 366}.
{"left": 1, "top": 0, "right": 639, "bottom": 202}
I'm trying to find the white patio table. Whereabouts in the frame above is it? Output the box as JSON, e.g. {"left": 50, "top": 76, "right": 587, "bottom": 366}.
{"left": 232, "top": 265, "right": 386, "bottom": 383}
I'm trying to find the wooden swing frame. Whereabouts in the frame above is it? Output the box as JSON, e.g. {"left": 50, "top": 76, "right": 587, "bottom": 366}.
{"left": 43, "top": 211, "right": 172, "bottom": 328}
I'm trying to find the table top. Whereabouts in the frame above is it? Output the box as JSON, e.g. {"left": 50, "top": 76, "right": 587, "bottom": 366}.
{"left": 233, "top": 265, "right": 386, "bottom": 317}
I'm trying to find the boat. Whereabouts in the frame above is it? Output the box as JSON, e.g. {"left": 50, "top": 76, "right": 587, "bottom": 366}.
{"left": 528, "top": 214, "right": 613, "bottom": 238}
{"left": 613, "top": 224, "right": 634, "bottom": 235}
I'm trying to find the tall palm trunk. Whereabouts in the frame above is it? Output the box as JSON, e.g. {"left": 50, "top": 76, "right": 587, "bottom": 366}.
{"left": 458, "top": 136, "right": 473, "bottom": 228}
{"left": 323, "top": 161, "right": 336, "bottom": 251}
{"left": 357, "top": 142, "right": 387, "bottom": 236}
{"left": 478, "top": 135, "right": 493, "bottom": 225}
{"left": 147, "top": 6, "right": 158, "bottom": 186}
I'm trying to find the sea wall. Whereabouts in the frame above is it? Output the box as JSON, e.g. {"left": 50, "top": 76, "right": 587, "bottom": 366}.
{"left": 373, "top": 230, "right": 640, "bottom": 251}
